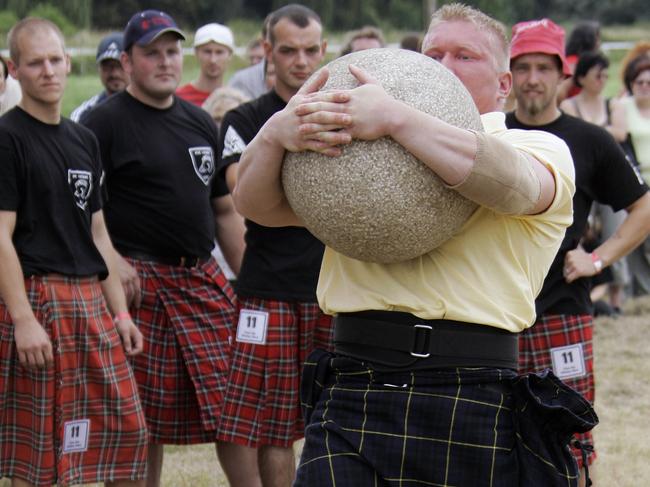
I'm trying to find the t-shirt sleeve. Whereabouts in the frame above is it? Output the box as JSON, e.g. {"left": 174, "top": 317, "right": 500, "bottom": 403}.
{"left": 204, "top": 118, "right": 229, "bottom": 199}
{"left": 0, "top": 130, "right": 21, "bottom": 211}
{"left": 217, "top": 107, "right": 256, "bottom": 180}
{"left": 593, "top": 131, "right": 648, "bottom": 211}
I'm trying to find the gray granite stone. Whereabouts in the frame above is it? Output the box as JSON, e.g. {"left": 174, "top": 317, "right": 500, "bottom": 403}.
{"left": 282, "top": 48, "right": 483, "bottom": 263}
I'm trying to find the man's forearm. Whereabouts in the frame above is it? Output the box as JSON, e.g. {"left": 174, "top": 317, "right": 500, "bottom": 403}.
{"left": 91, "top": 213, "right": 129, "bottom": 316}
{"left": 234, "top": 114, "right": 302, "bottom": 227}
{"left": 595, "top": 192, "right": 650, "bottom": 268}
{"left": 0, "top": 237, "right": 37, "bottom": 325}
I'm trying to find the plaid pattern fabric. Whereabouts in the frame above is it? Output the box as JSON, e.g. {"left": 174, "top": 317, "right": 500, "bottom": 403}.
{"left": 216, "top": 297, "right": 333, "bottom": 448}
{"left": 127, "top": 257, "right": 236, "bottom": 444}
{"left": 0, "top": 275, "right": 147, "bottom": 486}
{"left": 519, "top": 313, "right": 595, "bottom": 467}
{"left": 296, "top": 355, "right": 581, "bottom": 487}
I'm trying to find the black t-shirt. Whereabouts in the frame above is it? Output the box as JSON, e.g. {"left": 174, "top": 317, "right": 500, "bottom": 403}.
{"left": 218, "top": 90, "right": 324, "bottom": 301}
{"left": 0, "top": 107, "right": 107, "bottom": 278}
{"left": 83, "top": 91, "right": 228, "bottom": 258}
{"left": 506, "top": 111, "right": 648, "bottom": 315}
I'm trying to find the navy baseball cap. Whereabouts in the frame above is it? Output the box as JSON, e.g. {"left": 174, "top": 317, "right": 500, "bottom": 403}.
{"left": 123, "top": 10, "right": 185, "bottom": 51}
{"left": 96, "top": 33, "right": 124, "bottom": 63}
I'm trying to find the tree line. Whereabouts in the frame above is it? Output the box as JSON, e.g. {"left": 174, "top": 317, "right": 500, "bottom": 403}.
{"left": 0, "top": 0, "right": 646, "bottom": 35}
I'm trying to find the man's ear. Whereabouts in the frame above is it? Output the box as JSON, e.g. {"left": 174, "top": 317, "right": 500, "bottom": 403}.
{"left": 497, "top": 70, "right": 512, "bottom": 106}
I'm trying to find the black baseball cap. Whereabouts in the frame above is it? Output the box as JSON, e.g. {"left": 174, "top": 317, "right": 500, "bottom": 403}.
{"left": 123, "top": 10, "right": 185, "bottom": 51}
{"left": 96, "top": 33, "right": 124, "bottom": 63}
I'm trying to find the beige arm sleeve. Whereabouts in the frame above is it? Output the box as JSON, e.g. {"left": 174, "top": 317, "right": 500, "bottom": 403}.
{"left": 449, "top": 131, "right": 542, "bottom": 215}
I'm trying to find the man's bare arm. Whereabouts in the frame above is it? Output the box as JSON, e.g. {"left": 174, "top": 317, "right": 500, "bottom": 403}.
{"left": 91, "top": 210, "right": 143, "bottom": 355}
{"left": 0, "top": 210, "right": 53, "bottom": 368}
{"left": 233, "top": 69, "right": 351, "bottom": 227}
{"left": 212, "top": 194, "right": 246, "bottom": 275}
{"left": 564, "top": 192, "right": 650, "bottom": 282}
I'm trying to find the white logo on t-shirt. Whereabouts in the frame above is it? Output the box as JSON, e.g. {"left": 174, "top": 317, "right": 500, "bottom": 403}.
{"left": 222, "top": 125, "right": 247, "bottom": 159}
{"left": 67, "top": 169, "right": 93, "bottom": 210}
{"left": 188, "top": 146, "right": 215, "bottom": 185}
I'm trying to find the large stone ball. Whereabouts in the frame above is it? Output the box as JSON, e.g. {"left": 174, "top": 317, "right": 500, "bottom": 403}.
{"left": 282, "top": 48, "right": 482, "bottom": 263}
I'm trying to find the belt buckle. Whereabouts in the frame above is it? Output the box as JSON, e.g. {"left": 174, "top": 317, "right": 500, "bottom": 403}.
{"left": 411, "top": 324, "right": 432, "bottom": 358}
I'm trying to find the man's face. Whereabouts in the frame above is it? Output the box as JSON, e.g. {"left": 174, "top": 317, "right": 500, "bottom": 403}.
{"left": 123, "top": 32, "right": 182, "bottom": 102}
{"left": 350, "top": 37, "right": 382, "bottom": 52}
{"left": 422, "top": 20, "right": 508, "bottom": 114}
{"left": 248, "top": 43, "right": 265, "bottom": 65}
{"left": 10, "top": 27, "right": 70, "bottom": 107}
{"left": 511, "top": 53, "right": 563, "bottom": 118}
{"left": 267, "top": 18, "right": 325, "bottom": 96}
{"left": 196, "top": 41, "right": 232, "bottom": 81}
{"left": 99, "top": 58, "right": 128, "bottom": 95}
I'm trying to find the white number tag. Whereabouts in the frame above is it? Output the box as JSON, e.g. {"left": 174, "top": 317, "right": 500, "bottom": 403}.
{"left": 236, "top": 309, "right": 269, "bottom": 345}
{"left": 550, "top": 343, "right": 586, "bottom": 379}
{"left": 62, "top": 419, "right": 90, "bottom": 453}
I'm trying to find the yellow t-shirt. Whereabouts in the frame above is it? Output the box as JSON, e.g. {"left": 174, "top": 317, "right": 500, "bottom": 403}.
{"left": 317, "top": 112, "right": 575, "bottom": 333}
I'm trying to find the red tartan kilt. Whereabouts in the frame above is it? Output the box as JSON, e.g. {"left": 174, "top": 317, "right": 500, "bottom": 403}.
{"left": 0, "top": 275, "right": 147, "bottom": 486}
{"left": 217, "top": 297, "right": 334, "bottom": 448}
{"left": 127, "top": 257, "right": 236, "bottom": 444}
{"left": 519, "top": 313, "right": 595, "bottom": 467}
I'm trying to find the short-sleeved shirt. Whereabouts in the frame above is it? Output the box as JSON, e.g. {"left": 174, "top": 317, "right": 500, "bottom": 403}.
{"left": 506, "top": 111, "right": 648, "bottom": 315}
{"left": 218, "top": 90, "right": 324, "bottom": 301}
{"left": 317, "top": 112, "right": 576, "bottom": 333}
{"left": 0, "top": 107, "right": 107, "bottom": 278}
{"left": 176, "top": 83, "right": 211, "bottom": 107}
{"left": 82, "top": 91, "right": 228, "bottom": 258}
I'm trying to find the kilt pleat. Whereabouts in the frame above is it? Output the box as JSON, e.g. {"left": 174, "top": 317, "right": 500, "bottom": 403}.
{"left": 127, "top": 257, "right": 235, "bottom": 444}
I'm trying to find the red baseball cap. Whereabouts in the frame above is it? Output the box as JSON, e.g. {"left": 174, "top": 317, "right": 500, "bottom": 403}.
{"left": 510, "top": 19, "right": 572, "bottom": 76}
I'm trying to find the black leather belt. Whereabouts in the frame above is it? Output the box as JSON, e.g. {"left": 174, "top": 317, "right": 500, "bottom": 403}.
{"left": 334, "top": 311, "right": 518, "bottom": 370}
{"left": 120, "top": 250, "right": 210, "bottom": 268}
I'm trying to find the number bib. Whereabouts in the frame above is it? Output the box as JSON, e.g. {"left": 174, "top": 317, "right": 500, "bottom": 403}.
{"left": 63, "top": 419, "right": 90, "bottom": 453}
{"left": 550, "top": 343, "right": 586, "bottom": 379}
{"left": 236, "top": 309, "right": 269, "bottom": 345}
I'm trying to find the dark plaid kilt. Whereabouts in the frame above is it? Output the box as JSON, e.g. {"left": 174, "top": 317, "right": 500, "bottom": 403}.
{"left": 519, "top": 314, "right": 595, "bottom": 467}
{"left": 126, "top": 257, "right": 236, "bottom": 444}
{"left": 0, "top": 275, "right": 147, "bottom": 486}
{"left": 216, "top": 297, "right": 333, "bottom": 448}
{"left": 297, "top": 353, "right": 591, "bottom": 487}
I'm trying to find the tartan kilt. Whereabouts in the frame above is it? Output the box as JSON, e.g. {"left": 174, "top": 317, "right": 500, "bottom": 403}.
{"left": 518, "top": 313, "right": 595, "bottom": 467}
{"left": 216, "top": 297, "right": 334, "bottom": 448}
{"left": 297, "top": 354, "right": 584, "bottom": 487}
{"left": 126, "top": 257, "right": 236, "bottom": 444}
{"left": 0, "top": 275, "right": 147, "bottom": 486}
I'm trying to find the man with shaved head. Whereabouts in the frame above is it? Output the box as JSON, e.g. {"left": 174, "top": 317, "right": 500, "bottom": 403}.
{"left": 0, "top": 17, "right": 147, "bottom": 487}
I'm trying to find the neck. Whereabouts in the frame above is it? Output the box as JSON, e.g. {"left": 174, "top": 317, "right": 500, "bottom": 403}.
{"left": 274, "top": 82, "right": 297, "bottom": 103}
{"left": 127, "top": 84, "right": 173, "bottom": 109}
{"left": 193, "top": 74, "right": 223, "bottom": 93}
{"left": 514, "top": 104, "right": 561, "bottom": 126}
{"left": 578, "top": 90, "right": 601, "bottom": 103}
{"left": 19, "top": 98, "right": 61, "bottom": 124}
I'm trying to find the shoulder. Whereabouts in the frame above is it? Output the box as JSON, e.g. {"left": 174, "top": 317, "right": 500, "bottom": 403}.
{"left": 82, "top": 91, "right": 127, "bottom": 126}
{"left": 70, "top": 92, "right": 103, "bottom": 121}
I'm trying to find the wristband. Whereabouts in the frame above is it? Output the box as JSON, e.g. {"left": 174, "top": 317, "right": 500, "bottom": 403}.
{"left": 113, "top": 311, "right": 131, "bottom": 323}
{"left": 591, "top": 252, "right": 603, "bottom": 274}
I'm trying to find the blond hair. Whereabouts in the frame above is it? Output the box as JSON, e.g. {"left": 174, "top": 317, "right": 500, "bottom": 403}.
{"left": 424, "top": 3, "right": 509, "bottom": 72}
{"left": 8, "top": 17, "right": 66, "bottom": 65}
{"left": 202, "top": 86, "right": 250, "bottom": 125}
